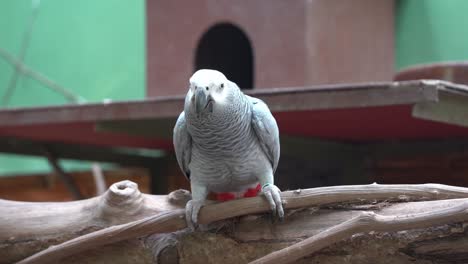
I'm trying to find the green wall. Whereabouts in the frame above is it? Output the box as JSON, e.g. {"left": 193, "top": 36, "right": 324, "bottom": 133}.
{"left": 396, "top": 0, "right": 468, "bottom": 69}
{"left": 0, "top": 0, "right": 145, "bottom": 175}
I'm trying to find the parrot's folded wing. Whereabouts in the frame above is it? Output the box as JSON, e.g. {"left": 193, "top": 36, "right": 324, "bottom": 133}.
{"left": 248, "top": 95, "right": 280, "bottom": 173}
{"left": 173, "top": 112, "right": 192, "bottom": 179}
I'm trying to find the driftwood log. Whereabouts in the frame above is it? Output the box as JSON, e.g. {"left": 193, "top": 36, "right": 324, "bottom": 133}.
{"left": 2, "top": 180, "right": 468, "bottom": 264}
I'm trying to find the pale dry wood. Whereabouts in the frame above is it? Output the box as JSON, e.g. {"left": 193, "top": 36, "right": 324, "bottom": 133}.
{"left": 12, "top": 182, "right": 468, "bottom": 264}
{"left": 0, "top": 180, "right": 184, "bottom": 241}
{"left": 250, "top": 199, "right": 468, "bottom": 264}
{"left": 176, "top": 199, "right": 468, "bottom": 264}
{"left": 16, "top": 210, "right": 187, "bottom": 264}
{"left": 91, "top": 163, "right": 106, "bottom": 195}
{"left": 233, "top": 198, "right": 468, "bottom": 242}
{"left": 199, "top": 182, "right": 468, "bottom": 223}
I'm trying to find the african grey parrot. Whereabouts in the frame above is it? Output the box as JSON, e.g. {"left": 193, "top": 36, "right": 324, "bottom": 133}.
{"left": 173, "top": 69, "right": 283, "bottom": 229}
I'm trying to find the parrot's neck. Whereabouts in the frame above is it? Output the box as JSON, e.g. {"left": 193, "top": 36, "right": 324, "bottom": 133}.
{"left": 186, "top": 90, "right": 252, "bottom": 146}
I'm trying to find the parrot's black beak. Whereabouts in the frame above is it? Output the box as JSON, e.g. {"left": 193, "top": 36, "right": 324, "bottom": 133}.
{"left": 195, "top": 88, "right": 209, "bottom": 114}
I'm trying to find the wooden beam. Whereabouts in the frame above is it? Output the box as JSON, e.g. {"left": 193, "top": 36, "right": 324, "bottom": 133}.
{"left": 0, "top": 80, "right": 442, "bottom": 126}
{"left": 413, "top": 90, "right": 468, "bottom": 127}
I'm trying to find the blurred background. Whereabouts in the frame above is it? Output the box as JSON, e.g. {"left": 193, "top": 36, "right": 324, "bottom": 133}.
{"left": 2, "top": 0, "right": 468, "bottom": 201}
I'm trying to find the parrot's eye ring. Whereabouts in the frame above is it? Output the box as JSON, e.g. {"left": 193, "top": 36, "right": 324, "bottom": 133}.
{"left": 206, "top": 87, "right": 209, "bottom": 91}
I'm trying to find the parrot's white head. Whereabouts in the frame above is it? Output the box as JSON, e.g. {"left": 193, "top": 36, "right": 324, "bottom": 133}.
{"left": 187, "top": 69, "right": 231, "bottom": 115}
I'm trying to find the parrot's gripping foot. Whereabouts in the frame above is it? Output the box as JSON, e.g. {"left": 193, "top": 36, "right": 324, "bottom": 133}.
{"left": 185, "top": 199, "right": 205, "bottom": 230}
{"left": 262, "top": 184, "right": 284, "bottom": 221}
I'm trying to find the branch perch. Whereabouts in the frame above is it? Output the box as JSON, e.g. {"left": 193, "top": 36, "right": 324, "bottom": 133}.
{"left": 250, "top": 200, "right": 468, "bottom": 264}
{"left": 7, "top": 182, "right": 468, "bottom": 264}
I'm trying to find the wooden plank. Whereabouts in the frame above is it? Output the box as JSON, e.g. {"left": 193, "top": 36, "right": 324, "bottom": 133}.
{"left": 93, "top": 81, "right": 444, "bottom": 140}
{"left": 258, "top": 81, "right": 439, "bottom": 113}
{"left": 0, "top": 80, "right": 440, "bottom": 126}
{"left": 413, "top": 90, "right": 468, "bottom": 127}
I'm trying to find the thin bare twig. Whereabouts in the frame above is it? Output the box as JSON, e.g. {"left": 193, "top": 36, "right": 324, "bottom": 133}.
{"left": 16, "top": 183, "right": 468, "bottom": 264}
{"left": 0, "top": 47, "right": 85, "bottom": 104}
{"left": 2, "top": 0, "right": 40, "bottom": 106}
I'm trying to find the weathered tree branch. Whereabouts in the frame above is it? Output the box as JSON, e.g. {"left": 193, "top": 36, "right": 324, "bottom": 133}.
{"left": 0, "top": 180, "right": 189, "bottom": 264}
{"left": 0, "top": 180, "right": 185, "bottom": 240}
{"left": 4, "top": 181, "right": 468, "bottom": 263}
{"left": 250, "top": 199, "right": 468, "bottom": 264}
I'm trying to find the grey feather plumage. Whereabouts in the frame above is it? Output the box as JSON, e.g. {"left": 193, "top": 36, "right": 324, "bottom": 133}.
{"left": 247, "top": 94, "right": 280, "bottom": 173}
{"left": 173, "top": 81, "right": 279, "bottom": 193}
{"left": 173, "top": 69, "right": 283, "bottom": 228}
{"left": 173, "top": 112, "right": 192, "bottom": 178}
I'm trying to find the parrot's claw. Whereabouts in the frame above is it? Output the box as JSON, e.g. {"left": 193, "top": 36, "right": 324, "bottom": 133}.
{"left": 262, "top": 184, "right": 284, "bottom": 221}
{"left": 185, "top": 199, "right": 204, "bottom": 230}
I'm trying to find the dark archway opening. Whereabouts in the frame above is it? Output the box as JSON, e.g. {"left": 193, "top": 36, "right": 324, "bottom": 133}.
{"left": 194, "top": 23, "right": 254, "bottom": 89}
